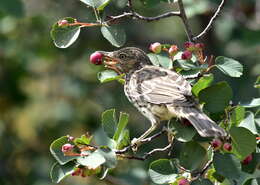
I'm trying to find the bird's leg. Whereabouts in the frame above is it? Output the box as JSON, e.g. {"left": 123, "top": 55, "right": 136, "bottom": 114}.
{"left": 131, "top": 124, "right": 158, "bottom": 151}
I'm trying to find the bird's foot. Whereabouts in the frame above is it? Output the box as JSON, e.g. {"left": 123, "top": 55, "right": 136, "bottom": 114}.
{"left": 131, "top": 138, "right": 142, "bottom": 152}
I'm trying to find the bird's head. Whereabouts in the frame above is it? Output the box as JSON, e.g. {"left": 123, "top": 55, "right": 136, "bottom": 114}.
{"left": 97, "top": 47, "right": 152, "bottom": 74}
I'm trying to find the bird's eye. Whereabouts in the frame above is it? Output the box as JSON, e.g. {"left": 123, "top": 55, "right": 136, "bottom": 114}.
{"left": 119, "top": 53, "right": 127, "bottom": 59}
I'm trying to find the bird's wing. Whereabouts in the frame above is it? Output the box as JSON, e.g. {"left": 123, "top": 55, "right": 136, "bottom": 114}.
{"left": 128, "top": 66, "right": 194, "bottom": 106}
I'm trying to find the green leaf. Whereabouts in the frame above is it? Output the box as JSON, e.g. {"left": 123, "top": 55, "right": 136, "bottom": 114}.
{"left": 97, "top": 70, "right": 123, "bottom": 83}
{"left": 213, "top": 153, "right": 241, "bottom": 179}
{"left": 191, "top": 179, "right": 213, "bottom": 185}
{"left": 0, "top": 0, "right": 24, "bottom": 17}
{"left": 77, "top": 150, "right": 106, "bottom": 169}
{"left": 98, "top": 146, "right": 117, "bottom": 168}
{"left": 230, "top": 106, "right": 245, "bottom": 127}
{"left": 74, "top": 134, "right": 92, "bottom": 145}
{"left": 215, "top": 56, "right": 243, "bottom": 77}
{"left": 102, "top": 109, "right": 117, "bottom": 139}
{"left": 199, "top": 81, "right": 233, "bottom": 113}
{"left": 50, "top": 136, "right": 78, "bottom": 165}
{"left": 79, "top": 0, "right": 111, "bottom": 10}
{"left": 101, "top": 25, "right": 126, "bottom": 47}
{"left": 240, "top": 98, "right": 260, "bottom": 108}
{"left": 116, "top": 129, "right": 130, "bottom": 149}
{"left": 147, "top": 53, "right": 172, "bottom": 69}
{"left": 254, "top": 76, "right": 260, "bottom": 88}
{"left": 230, "top": 127, "right": 256, "bottom": 160}
{"left": 149, "top": 159, "right": 178, "bottom": 184}
{"left": 50, "top": 17, "right": 81, "bottom": 48}
{"left": 113, "top": 112, "right": 129, "bottom": 141}
{"left": 192, "top": 74, "right": 214, "bottom": 97}
{"left": 50, "top": 162, "right": 75, "bottom": 183}
{"left": 179, "top": 141, "right": 207, "bottom": 171}
{"left": 170, "top": 120, "right": 196, "bottom": 142}
{"left": 239, "top": 111, "right": 258, "bottom": 134}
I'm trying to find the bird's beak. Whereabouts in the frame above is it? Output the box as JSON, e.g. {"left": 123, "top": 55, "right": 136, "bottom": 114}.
{"left": 97, "top": 51, "right": 122, "bottom": 74}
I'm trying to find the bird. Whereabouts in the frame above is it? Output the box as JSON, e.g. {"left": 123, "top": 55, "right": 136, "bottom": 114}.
{"left": 97, "top": 47, "right": 227, "bottom": 147}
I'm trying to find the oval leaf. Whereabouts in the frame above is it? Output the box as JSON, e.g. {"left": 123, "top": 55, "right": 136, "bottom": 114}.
{"left": 102, "top": 109, "right": 117, "bottom": 138}
{"left": 179, "top": 141, "right": 207, "bottom": 171}
{"left": 51, "top": 17, "right": 81, "bottom": 48}
{"left": 239, "top": 111, "right": 257, "bottom": 134}
{"left": 170, "top": 120, "right": 196, "bottom": 142}
{"left": 101, "top": 25, "right": 126, "bottom": 47}
{"left": 192, "top": 74, "right": 214, "bottom": 97}
{"left": 199, "top": 81, "right": 233, "bottom": 113}
{"left": 240, "top": 98, "right": 260, "bottom": 108}
{"left": 79, "top": 0, "right": 111, "bottom": 10}
{"left": 230, "top": 127, "right": 256, "bottom": 160}
{"left": 149, "top": 159, "right": 178, "bottom": 184}
{"left": 50, "top": 162, "right": 75, "bottom": 183}
{"left": 50, "top": 136, "right": 78, "bottom": 165}
{"left": 215, "top": 56, "right": 243, "bottom": 77}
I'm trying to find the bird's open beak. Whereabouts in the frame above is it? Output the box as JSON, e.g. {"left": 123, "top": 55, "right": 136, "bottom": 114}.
{"left": 97, "top": 51, "right": 122, "bottom": 74}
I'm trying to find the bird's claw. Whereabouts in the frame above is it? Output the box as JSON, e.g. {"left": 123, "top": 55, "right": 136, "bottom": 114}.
{"left": 131, "top": 138, "right": 142, "bottom": 152}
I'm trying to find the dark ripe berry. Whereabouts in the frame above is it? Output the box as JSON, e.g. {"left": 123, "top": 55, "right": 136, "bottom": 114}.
{"left": 184, "top": 42, "right": 194, "bottom": 49}
{"left": 58, "top": 19, "right": 69, "bottom": 26}
{"left": 178, "top": 178, "right": 190, "bottom": 185}
{"left": 242, "top": 154, "right": 253, "bottom": 165}
{"left": 61, "top": 143, "right": 74, "bottom": 153}
{"left": 149, "top": 42, "right": 162, "bottom": 54}
{"left": 181, "top": 50, "right": 192, "bottom": 60}
{"left": 72, "top": 168, "right": 82, "bottom": 176}
{"left": 182, "top": 119, "right": 192, "bottom": 126}
{"left": 90, "top": 52, "right": 103, "bottom": 65}
{"left": 211, "top": 139, "right": 222, "bottom": 150}
{"left": 195, "top": 43, "right": 204, "bottom": 50}
{"left": 168, "top": 45, "right": 178, "bottom": 56}
{"left": 223, "top": 142, "right": 232, "bottom": 152}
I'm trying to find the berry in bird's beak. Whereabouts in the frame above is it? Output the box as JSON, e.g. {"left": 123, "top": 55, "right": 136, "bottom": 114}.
{"left": 90, "top": 52, "right": 103, "bottom": 65}
{"left": 149, "top": 42, "right": 162, "bottom": 54}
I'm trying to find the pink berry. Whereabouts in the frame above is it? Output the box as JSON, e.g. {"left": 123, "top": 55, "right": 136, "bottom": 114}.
{"left": 90, "top": 52, "right": 103, "bottom": 65}
{"left": 181, "top": 50, "right": 192, "bottom": 60}
{"left": 223, "top": 143, "right": 232, "bottom": 152}
{"left": 211, "top": 139, "right": 222, "bottom": 150}
{"left": 149, "top": 42, "right": 162, "bottom": 54}
{"left": 62, "top": 143, "right": 74, "bottom": 153}
{"left": 58, "top": 19, "right": 69, "bottom": 27}
{"left": 242, "top": 154, "right": 253, "bottom": 165}
{"left": 178, "top": 178, "right": 190, "bottom": 185}
{"left": 67, "top": 135, "right": 75, "bottom": 141}
{"left": 184, "top": 42, "right": 194, "bottom": 49}
{"left": 168, "top": 45, "right": 178, "bottom": 56}
{"left": 195, "top": 43, "right": 204, "bottom": 50}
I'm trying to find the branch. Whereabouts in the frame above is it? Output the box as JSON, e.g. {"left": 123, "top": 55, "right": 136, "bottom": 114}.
{"left": 193, "top": 0, "right": 226, "bottom": 41}
{"left": 178, "top": 0, "right": 194, "bottom": 41}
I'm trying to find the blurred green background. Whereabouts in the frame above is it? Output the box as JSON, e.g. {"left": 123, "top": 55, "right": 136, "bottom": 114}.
{"left": 0, "top": 0, "right": 259, "bottom": 184}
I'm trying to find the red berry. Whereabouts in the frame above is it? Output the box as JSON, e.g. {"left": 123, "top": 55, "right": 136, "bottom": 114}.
{"left": 149, "top": 42, "right": 162, "bottom": 54}
{"left": 72, "top": 168, "right": 82, "bottom": 176}
{"left": 223, "top": 143, "right": 232, "bottom": 152}
{"left": 182, "top": 119, "right": 192, "bottom": 126}
{"left": 90, "top": 52, "right": 103, "bottom": 65}
{"left": 181, "top": 50, "right": 192, "bottom": 60}
{"left": 211, "top": 139, "right": 222, "bottom": 150}
{"left": 242, "top": 154, "right": 253, "bottom": 165}
{"left": 62, "top": 143, "right": 74, "bottom": 153}
{"left": 195, "top": 43, "right": 204, "bottom": 50}
{"left": 178, "top": 178, "right": 190, "bottom": 185}
{"left": 58, "top": 19, "right": 69, "bottom": 26}
{"left": 184, "top": 42, "right": 194, "bottom": 49}
{"left": 168, "top": 45, "right": 178, "bottom": 56}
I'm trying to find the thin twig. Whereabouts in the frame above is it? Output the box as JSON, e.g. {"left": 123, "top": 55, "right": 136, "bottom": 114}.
{"left": 193, "top": 0, "right": 226, "bottom": 41}
{"left": 118, "top": 142, "right": 173, "bottom": 161}
{"left": 106, "top": 11, "right": 180, "bottom": 25}
{"left": 178, "top": 0, "right": 194, "bottom": 41}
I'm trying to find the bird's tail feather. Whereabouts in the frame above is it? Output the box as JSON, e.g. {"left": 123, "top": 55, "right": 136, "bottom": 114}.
{"left": 168, "top": 106, "right": 227, "bottom": 137}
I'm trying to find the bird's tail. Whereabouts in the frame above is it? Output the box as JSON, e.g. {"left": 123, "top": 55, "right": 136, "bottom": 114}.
{"left": 168, "top": 106, "right": 227, "bottom": 137}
